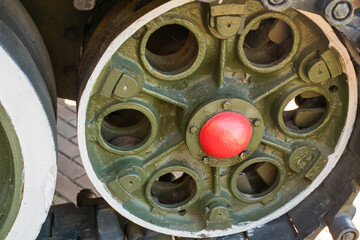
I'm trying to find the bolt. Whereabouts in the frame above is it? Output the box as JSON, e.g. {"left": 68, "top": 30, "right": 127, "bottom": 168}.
{"left": 190, "top": 126, "right": 198, "bottom": 134}
{"left": 253, "top": 119, "right": 261, "bottom": 127}
{"left": 342, "top": 232, "right": 356, "bottom": 240}
{"left": 239, "top": 150, "right": 249, "bottom": 160}
{"left": 203, "top": 156, "right": 209, "bottom": 165}
{"left": 222, "top": 101, "right": 232, "bottom": 110}
{"left": 333, "top": 2, "right": 350, "bottom": 20}
{"left": 269, "top": 0, "right": 285, "bottom": 5}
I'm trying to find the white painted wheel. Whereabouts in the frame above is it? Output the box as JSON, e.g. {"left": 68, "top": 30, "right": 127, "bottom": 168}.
{"left": 0, "top": 1, "right": 57, "bottom": 240}
{"left": 78, "top": 1, "right": 357, "bottom": 238}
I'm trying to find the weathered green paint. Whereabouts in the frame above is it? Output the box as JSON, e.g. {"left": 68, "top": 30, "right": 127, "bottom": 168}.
{"left": 0, "top": 104, "right": 23, "bottom": 239}
{"left": 288, "top": 146, "right": 320, "bottom": 173}
{"left": 186, "top": 98, "right": 265, "bottom": 167}
{"left": 113, "top": 74, "right": 140, "bottom": 99}
{"left": 209, "top": 1, "right": 246, "bottom": 39}
{"left": 275, "top": 86, "right": 334, "bottom": 138}
{"left": 307, "top": 58, "right": 331, "bottom": 83}
{"left": 83, "top": 0, "right": 350, "bottom": 233}
{"left": 230, "top": 155, "right": 286, "bottom": 203}
{"left": 237, "top": 10, "right": 300, "bottom": 73}
{"left": 139, "top": 14, "right": 207, "bottom": 80}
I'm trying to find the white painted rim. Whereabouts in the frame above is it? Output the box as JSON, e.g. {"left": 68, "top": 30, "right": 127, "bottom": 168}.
{"left": 0, "top": 46, "right": 57, "bottom": 239}
{"left": 78, "top": 2, "right": 357, "bottom": 238}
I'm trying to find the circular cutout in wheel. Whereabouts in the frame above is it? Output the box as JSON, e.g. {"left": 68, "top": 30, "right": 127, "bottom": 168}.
{"left": 78, "top": 1, "right": 357, "bottom": 238}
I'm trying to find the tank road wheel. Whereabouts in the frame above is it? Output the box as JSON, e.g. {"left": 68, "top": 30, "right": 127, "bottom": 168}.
{"left": 78, "top": 1, "right": 357, "bottom": 238}
{"left": 0, "top": 1, "right": 57, "bottom": 239}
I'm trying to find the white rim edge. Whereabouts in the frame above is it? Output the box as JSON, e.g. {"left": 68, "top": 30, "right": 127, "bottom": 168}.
{"left": 78, "top": 2, "right": 357, "bottom": 238}
{"left": 0, "top": 45, "right": 57, "bottom": 240}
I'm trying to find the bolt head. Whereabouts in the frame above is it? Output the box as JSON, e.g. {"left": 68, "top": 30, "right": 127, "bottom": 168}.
{"left": 239, "top": 150, "right": 249, "bottom": 160}
{"left": 333, "top": 2, "right": 350, "bottom": 20}
{"left": 190, "top": 126, "right": 198, "bottom": 134}
{"left": 253, "top": 119, "right": 261, "bottom": 127}
{"left": 222, "top": 101, "right": 232, "bottom": 110}
{"left": 203, "top": 156, "right": 209, "bottom": 164}
{"left": 342, "top": 232, "right": 356, "bottom": 240}
{"left": 269, "top": 0, "right": 285, "bottom": 5}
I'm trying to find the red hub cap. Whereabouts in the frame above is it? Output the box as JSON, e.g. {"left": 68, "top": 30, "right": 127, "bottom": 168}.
{"left": 199, "top": 112, "right": 252, "bottom": 159}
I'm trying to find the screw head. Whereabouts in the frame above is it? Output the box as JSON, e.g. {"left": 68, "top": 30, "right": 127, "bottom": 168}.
{"left": 342, "top": 232, "right": 356, "bottom": 240}
{"left": 269, "top": 0, "right": 285, "bottom": 5}
{"left": 190, "top": 126, "right": 198, "bottom": 134}
{"left": 333, "top": 2, "right": 350, "bottom": 20}
{"left": 203, "top": 156, "right": 209, "bottom": 164}
{"left": 239, "top": 150, "right": 249, "bottom": 160}
{"left": 253, "top": 119, "right": 261, "bottom": 127}
{"left": 222, "top": 101, "right": 232, "bottom": 110}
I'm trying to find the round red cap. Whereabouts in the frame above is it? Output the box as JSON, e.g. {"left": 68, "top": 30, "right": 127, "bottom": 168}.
{"left": 199, "top": 112, "right": 252, "bottom": 159}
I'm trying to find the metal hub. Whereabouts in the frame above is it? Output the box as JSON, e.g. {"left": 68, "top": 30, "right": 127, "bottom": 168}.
{"left": 199, "top": 111, "right": 252, "bottom": 159}
{"left": 186, "top": 98, "right": 264, "bottom": 167}
{"left": 78, "top": 0, "right": 357, "bottom": 238}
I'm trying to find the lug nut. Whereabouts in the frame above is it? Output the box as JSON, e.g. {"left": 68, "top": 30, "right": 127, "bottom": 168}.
{"left": 253, "top": 119, "right": 261, "bottom": 127}
{"left": 269, "top": 0, "right": 284, "bottom": 5}
{"left": 203, "top": 156, "right": 210, "bottom": 164}
{"left": 239, "top": 150, "right": 249, "bottom": 160}
{"left": 222, "top": 101, "right": 232, "bottom": 110}
{"left": 190, "top": 126, "right": 198, "bottom": 134}
{"left": 333, "top": 2, "right": 350, "bottom": 20}
{"left": 261, "top": 0, "right": 292, "bottom": 11}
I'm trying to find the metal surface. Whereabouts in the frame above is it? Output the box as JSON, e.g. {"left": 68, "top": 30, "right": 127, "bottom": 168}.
{"left": 73, "top": 0, "right": 97, "bottom": 11}
{"left": 0, "top": 0, "right": 57, "bottom": 111}
{"left": 36, "top": 149, "right": 360, "bottom": 240}
{"left": 261, "top": 0, "right": 293, "bottom": 11}
{"left": 20, "top": 0, "right": 93, "bottom": 100}
{"left": 77, "top": 0, "right": 356, "bottom": 237}
{"left": 0, "top": 1, "right": 57, "bottom": 239}
{"left": 0, "top": 104, "right": 22, "bottom": 239}
{"left": 328, "top": 215, "right": 359, "bottom": 240}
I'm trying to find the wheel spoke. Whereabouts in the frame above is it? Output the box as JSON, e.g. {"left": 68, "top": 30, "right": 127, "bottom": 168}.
{"left": 142, "top": 83, "right": 189, "bottom": 109}
{"left": 78, "top": 1, "right": 356, "bottom": 237}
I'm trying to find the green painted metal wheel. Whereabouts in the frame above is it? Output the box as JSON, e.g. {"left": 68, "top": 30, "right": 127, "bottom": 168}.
{"left": 0, "top": 103, "right": 22, "bottom": 239}
{"left": 0, "top": 1, "right": 57, "bottom": 239}
{"left": 78, "top": 0, "right": 357, "bottom": 238}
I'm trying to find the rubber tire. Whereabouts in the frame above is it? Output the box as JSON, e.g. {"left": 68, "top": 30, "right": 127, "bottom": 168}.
{"left": 0, "top": 1, "right": 57, "bottom": 239}
{"left": 0, "top": 0, "right": 57, "bottom": 113}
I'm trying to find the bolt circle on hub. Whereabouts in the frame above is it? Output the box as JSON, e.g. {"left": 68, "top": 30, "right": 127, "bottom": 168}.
{"left": 199, "top": 112, "right": 252, "bottom": 159}
{"left": 186, "top": 98, "right": 264, "bottom": 167}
